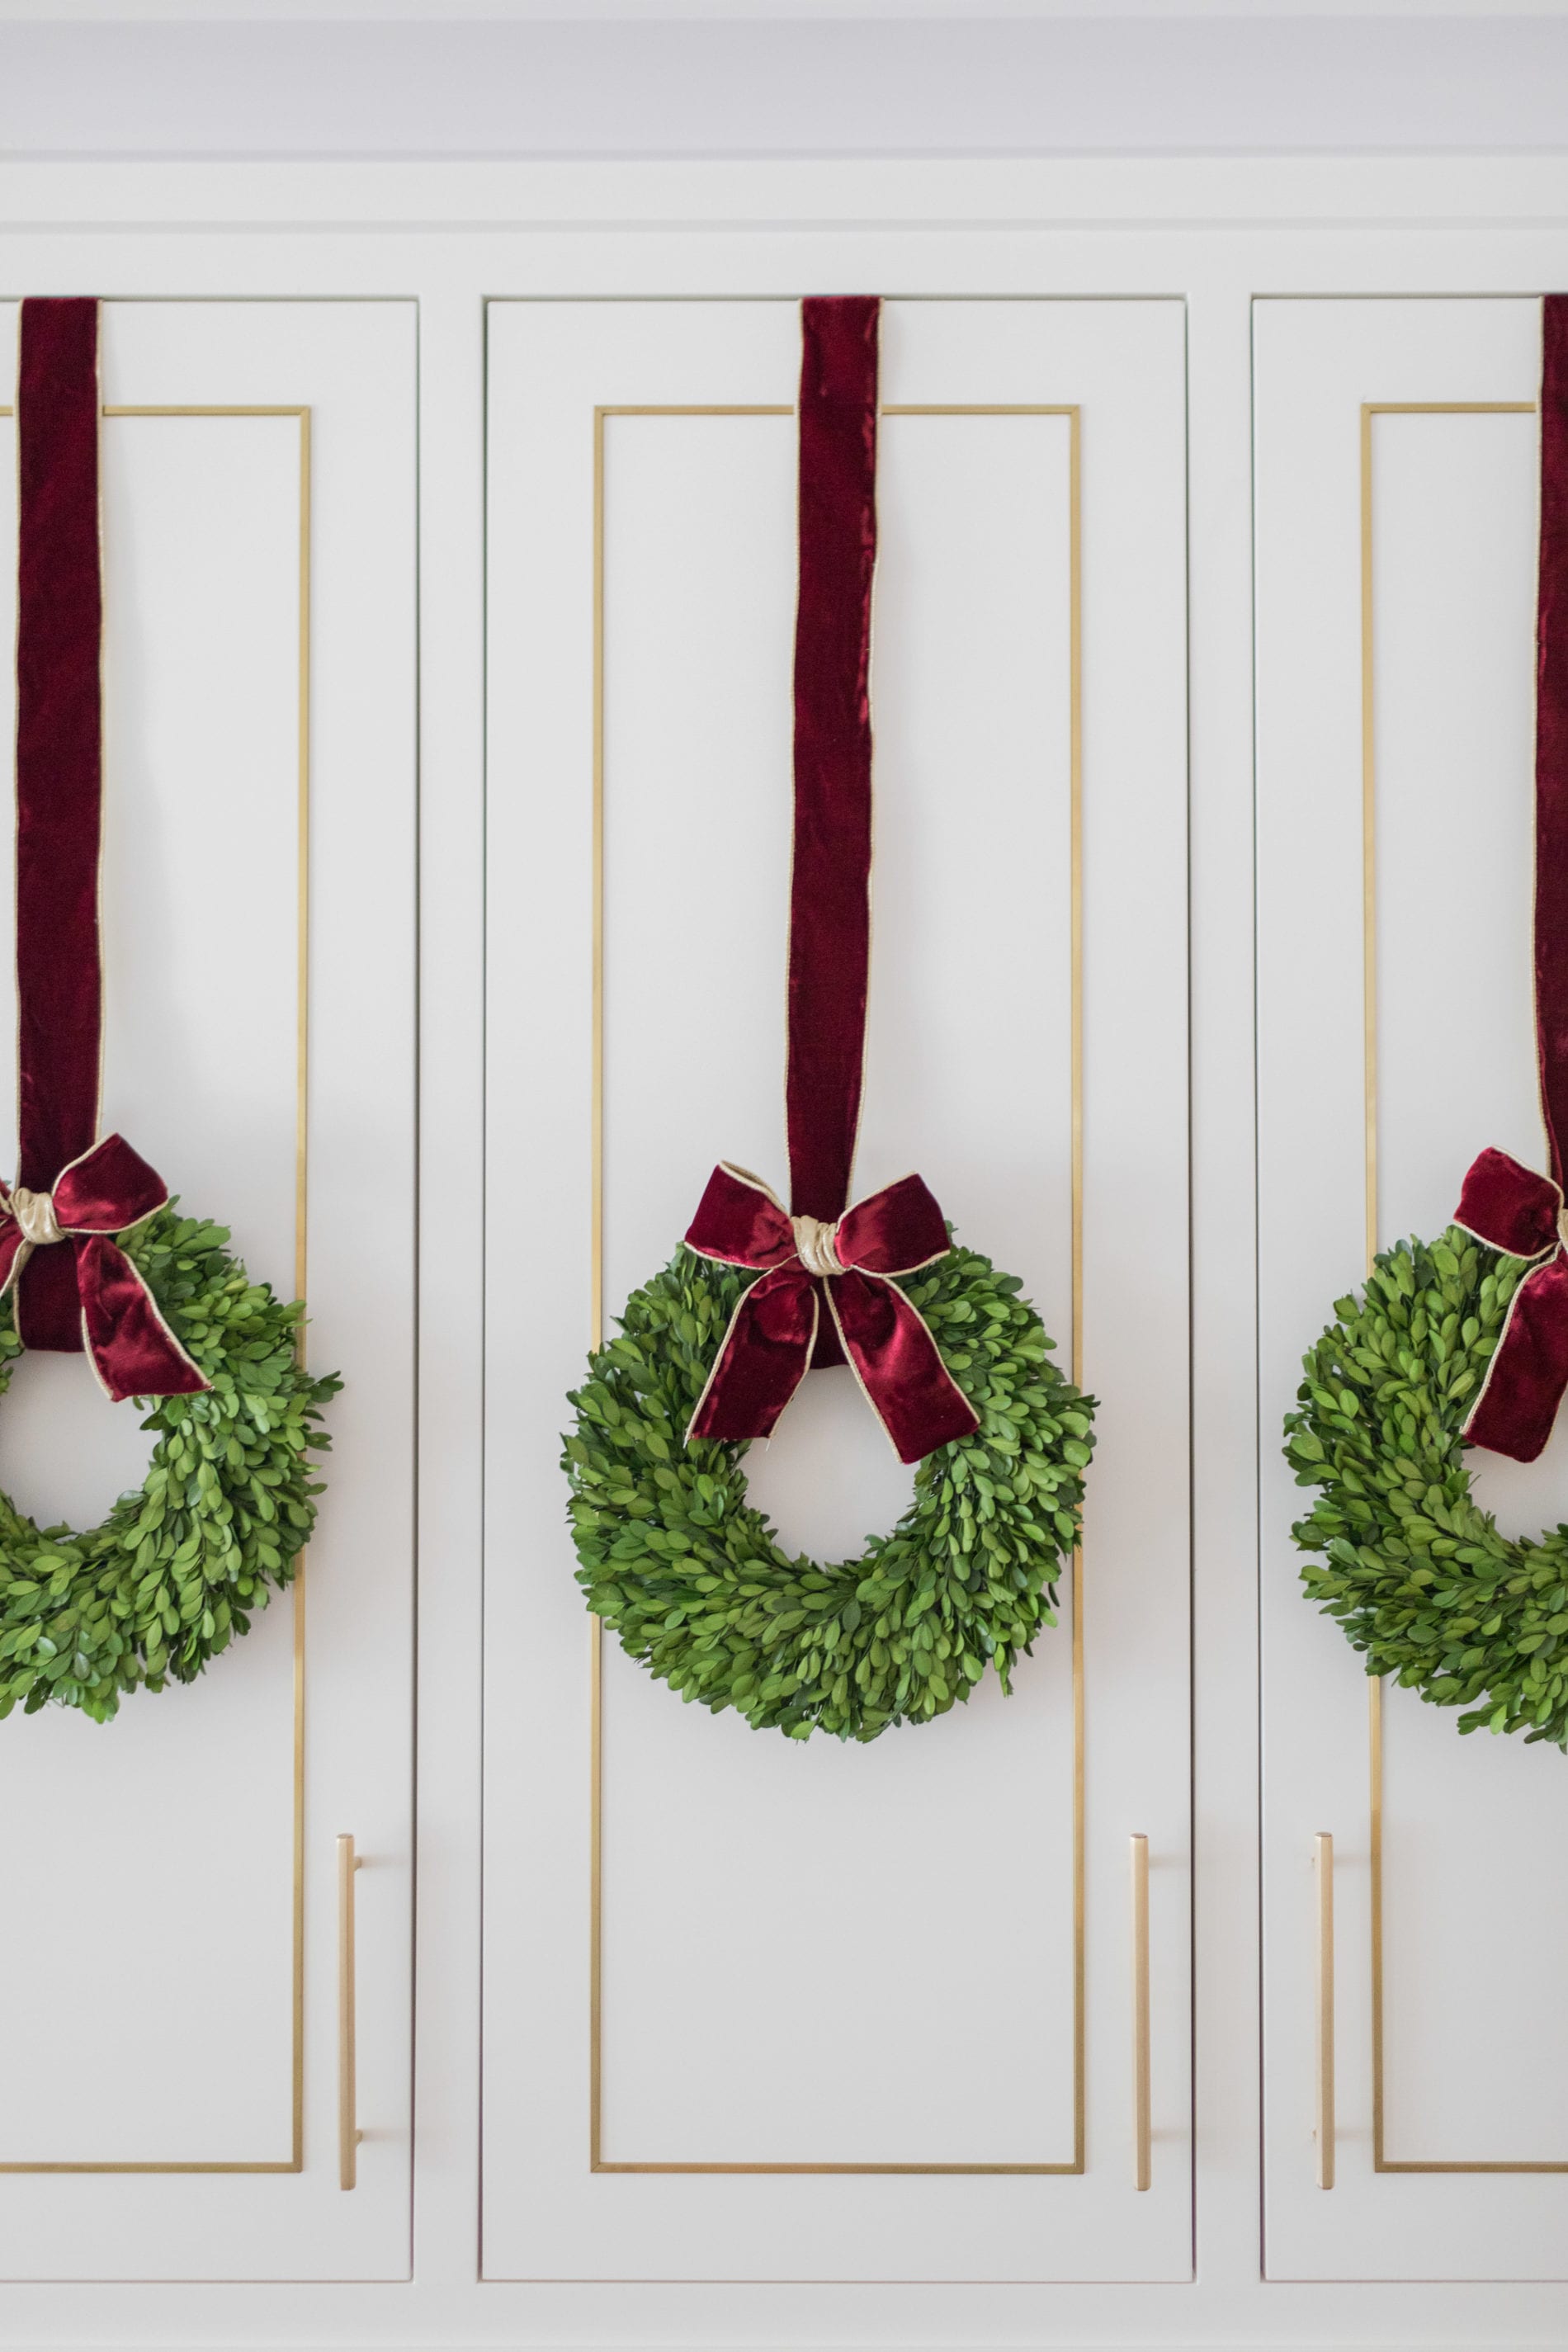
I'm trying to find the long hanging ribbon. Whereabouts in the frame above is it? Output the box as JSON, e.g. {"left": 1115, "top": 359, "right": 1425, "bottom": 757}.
{"left": 5, "top": 299, "right": 205, "bottom": 1402}
{"left": 1453, "top": 294, "right": 1568, "bottom": 1461}
{"left": 683, "top": 295, "right": 976, "bottom": 1466}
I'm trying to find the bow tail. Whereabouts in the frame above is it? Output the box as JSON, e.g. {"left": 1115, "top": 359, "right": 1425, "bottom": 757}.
{"left": 686, "top": 1265, "right": 818, "bottom": 1447}
{"left": 826, "top": 1268, "right": 979, "bottom": 1466}
{"left": 16, "top": 1237, "right": 85, "bottom": 1352}
{"left": 1462, "top": 1248, "right": 1568, "bottom": 1463}
{"left": 73, "top": 1234, "right": 208, "bottom": 1405}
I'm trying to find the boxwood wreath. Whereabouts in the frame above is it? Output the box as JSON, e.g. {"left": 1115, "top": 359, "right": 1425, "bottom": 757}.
{"left": 564, "top": 1237, "right": 1094, "bottom": 1742}
{"left": 1282, "top": 1225, "right": 1568, "bottom": 1749}
{"left": 0, "top": 1205, "right": 338, "bottom": 1724}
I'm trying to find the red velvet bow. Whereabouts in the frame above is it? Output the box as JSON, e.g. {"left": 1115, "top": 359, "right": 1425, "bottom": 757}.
{"left": 1453, "top": 1146, "right": 1568, "bottom": 1462}
{"left": 0, "top": 1134, "right": 208, "bottom": 1404}
{"left": 683, "top": 1163, "right": 979, "bottom": 1465}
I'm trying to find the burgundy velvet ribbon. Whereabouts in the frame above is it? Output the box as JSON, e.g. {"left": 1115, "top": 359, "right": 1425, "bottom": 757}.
{"left": 1453, "top": 295, "right": 1568, "bottom": 1460}
{"left": 682, "top": 297, "right": 978, "bottom": 1464}
{"left": 9, "top": 299, "right": 205, "bottom": 1402}
{"left": 787, "top": 292, "right": 878, "bottom": 1235}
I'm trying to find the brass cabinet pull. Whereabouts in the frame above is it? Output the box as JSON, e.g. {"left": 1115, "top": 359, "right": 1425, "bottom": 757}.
{"left": 1315, "top": 1831, "right": 1335, "bottom": 2189}
{"left": 338, "top": 1834, "right": 364, "bottom": 2190}
{"left": 1130, "top": 1833, "right": 1151, "bottom": 2191}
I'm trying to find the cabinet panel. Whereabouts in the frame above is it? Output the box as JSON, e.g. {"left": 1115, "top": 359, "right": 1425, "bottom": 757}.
{"left": 0, "top": 301, "right": 415, "bottom": 2279}
{"left": 1258, "top": 295, "right": 1568, "bottom": 2279}
{"left": 484, "top": 298, "right": 1190, "bottom": 2281}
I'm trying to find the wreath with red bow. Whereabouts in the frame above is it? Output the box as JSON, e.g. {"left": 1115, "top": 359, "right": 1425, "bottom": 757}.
{"left": 1282, "top": 1228, "right": 1568, "bottom": 1744}
{"left": 1287, "top": 297, "right": 1568, "bottom": 1747}
{"left": 564, "top": 1226, "right": 1092, "bottom": 1743}
{"left": 0, "top": 300, "right": 338, "bottom": 1720}
{"left": 0, "top": 1203, "right": 336, "bottom": 1721}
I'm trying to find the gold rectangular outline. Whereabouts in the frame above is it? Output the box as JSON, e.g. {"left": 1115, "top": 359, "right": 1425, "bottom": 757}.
{"left": 1360, "top": 396, "right": 1560, "bottom": 2173}
{"left": 590, "top": 401, "right": 1084, "bottom": 2175}
{"left": 0, "top": 402, "right": 310, "bottom": 2175}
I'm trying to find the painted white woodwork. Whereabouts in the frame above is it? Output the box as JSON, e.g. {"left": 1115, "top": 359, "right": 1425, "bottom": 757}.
{"left": 1256, "top": 296, "right": 1568, "bottom": 2280}
{"left": 0, "top": 301, "right": 415, "bottom": 2280}
{"left": 484, "top": 297, "right": 1190, "bottom": 2284}
{"left": 0, "top": 158, "right": 1566, "bottom": 2352}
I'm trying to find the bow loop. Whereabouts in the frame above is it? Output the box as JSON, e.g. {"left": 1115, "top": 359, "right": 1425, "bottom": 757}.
{"left": 684, "top": 1164, "right": 799, "bottom": 1271}
{"left": 682, "top": 1162, "right": 977, "bottom": 1465}
{"left": 0, "top": 1133, "right": 207, "bottom": 1403}
{"left": 836, "top": 1172, "right": 953, "bottom": 1278}
{"left": 1455, "top": 1147, "right": 1563, "bottom": 1263}
{"left": 50, "top": 1133, "right": 172, "bottom": 1235}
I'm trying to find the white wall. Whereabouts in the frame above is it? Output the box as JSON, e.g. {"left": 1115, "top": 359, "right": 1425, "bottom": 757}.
{"left": 6, "top": 5, "right": 1568, "bottom": 161}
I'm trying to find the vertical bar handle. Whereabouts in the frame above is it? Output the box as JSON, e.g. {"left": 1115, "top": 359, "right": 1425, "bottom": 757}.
{"left": 338, "top": 1833, "right": 363, "bottom": 2190}
{"left": 1315, "top": 1831, "right": 1334, "bottom": 2189}
{"left": 1130, "top": 1833, "right": 1151, "bottom": 2191}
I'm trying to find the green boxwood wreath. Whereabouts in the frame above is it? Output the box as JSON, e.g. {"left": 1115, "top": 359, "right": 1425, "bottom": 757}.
{"left": 0, "top": 1205, "right": 338, "bottom": 1724}
{"left": 564, "top": 1235, "right": 1095, "bottom": 1741}
{"left": 1284, "top": 1224, "right": 1568, "bottom": 1749}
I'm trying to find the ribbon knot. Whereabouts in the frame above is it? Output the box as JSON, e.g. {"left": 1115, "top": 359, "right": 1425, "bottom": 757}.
{"left": 0, "top": 1134, "right": 207, "bottom": 1404}
{"left": 11, "top": 1186, "right": 62, "bottom": 1249}
{"left": 682, "top": 1162, "right": 979, "bottom": 1465}
{"left": 791, "top": 1213, "right": 842, "bottom": 1280}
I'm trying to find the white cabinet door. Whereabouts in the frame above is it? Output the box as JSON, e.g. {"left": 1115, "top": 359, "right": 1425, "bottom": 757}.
{"left": 1257, "top": 296, "right": 1568, "bottom": 2279}
{"left": 484, "top": 297, "right": 1190, "bottom": 2283}
{"left": 0, "top": 302, "right": 415, "bottom": 2279}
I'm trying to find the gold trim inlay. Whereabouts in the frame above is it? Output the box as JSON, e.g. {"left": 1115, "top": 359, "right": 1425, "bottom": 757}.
{"left": 1361, "top": 396, "right": 1556, "bottom": 2174}
{"left": 590, "top": 401, "right": 1084, "bottom": 2175}
{"left": 0, "top": 400, "right": 311, "bottom": 2175}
